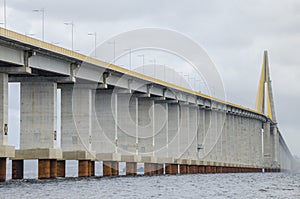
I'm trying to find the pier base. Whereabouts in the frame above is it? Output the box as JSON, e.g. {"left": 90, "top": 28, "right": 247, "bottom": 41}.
{"left": 198, "top": 166, "right": 205, "bottom": 173}
{"left": 50, "top": 160, "right": 57, "bottom": 178}
{"left": 103, "top": 161, "right": 118, "bottom": 177}
{"left": 216, "top": 166, "right": 223, "bottom": 173}
{"left": 90, "top": 161, "right": 95, "bottom": 176}
{"left": 0, "top": 158, "right": 6, "bottom": 182}
{"left": 165, "top": 164, "right": 178, "bottom": 175}
{"left": 144, "top": 163, "right": 153, "bottom": 175}
{"left": 180, "top": 164, "right": 188, "bottom": 174}
{"left": 189, "top": 165, "right": 198, "bottom": 174}
{"left": 205, "top": 166, "right": 212, "bottom": 173}
{"left": 38, "top": 159, "right": 51, "bottom": 179}
{"left": 78, "top": 160, "right": 90, "bottom": 177}
{"left": 12, "top": 160, "right": 24, "bottom": 179}
{"left": 57, "top": 160, "right": 65, "bottom": 177}
{"left": 126, "top": 162, "right": 137, "bottom": 176}
{"left": 156, "top": 164, "right": 164, "bottom": 175}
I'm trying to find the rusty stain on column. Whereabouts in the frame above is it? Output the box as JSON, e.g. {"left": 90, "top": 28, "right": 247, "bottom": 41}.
{"left": 126, "top": 162, "right": 137, "bottom": 176}
{"left": 50, "top": 159, "right": 57, "bottom": 178}
{"left": 198, "top": 166, "right": 205, "bottom": 174}
{"left": 144, "top": 163, "right": 151, "bottom": 175}
{"left": 165, "top": 164, "right": 178, "bottom": 175}
{"left": 57, "top": 160, "right": 65, "bottom": 177}
{"left": 78, "top": 160, "right": 89, "bottom": 177}
{"left": 180, "top": 164, "right": 187, "bottom": 174}
{"left": 156, "top": 164, "right": 164, "bottom": 175}
{"left": 12, "top": 160, "right": 24, "bottom": 179}
{"left": 38, "top": 159, "right": 51, "bottom": 179}
{"left": 103, "top": 161, "right": 112, "bottom": 177}
{"left": 90, "top": 161, "right": 95, "bottom": 176}
{"left": 0, "top": 158, "right": 6, "bottom": 182}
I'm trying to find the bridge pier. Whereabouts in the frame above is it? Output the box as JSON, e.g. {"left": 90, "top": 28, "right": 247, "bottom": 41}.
{"left": 126, "top": 162, "right": 137, "bottom": 176}
{"left": 165, "top": 164, "right": 178, "bottom": 174}
{"left": 0, "top": 158, "right": 6, "bottom": 182}
{"left": 144, "top": 163, "right": 154, "bottom": 175}
{"left": 12, "top": 160, "right": 24, "bottom": 179}
{"left": 60, "top": 84, "right": 95, "bottom": 177}
{"left": 103, "top": 161, "right": 118, "bottom": 176}
{"left": 180, "top": 164, "right": 188, "bottom": 174}
{"left": 57, "top": 160, "right": 66, "bottom": 177}
{"left": 11, "top": 81, "right": 62, "bottom": 179}
{"left": 0, "top": 73, "right": 15, "bottom": 182}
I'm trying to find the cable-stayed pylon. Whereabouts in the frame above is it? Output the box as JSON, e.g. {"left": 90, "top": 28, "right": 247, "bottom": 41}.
{"left": 255, "top": 50, "right": 277, "bottom": 122}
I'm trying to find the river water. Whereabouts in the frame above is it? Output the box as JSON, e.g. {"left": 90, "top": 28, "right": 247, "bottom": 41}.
{"left": 1, "top": 171, "right": 300, "bottom": 199}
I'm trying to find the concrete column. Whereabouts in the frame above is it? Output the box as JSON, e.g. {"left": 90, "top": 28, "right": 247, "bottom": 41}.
{"left": 234, "top": 115, "right": 240, "bottom": 163}
{"left": 57, "top": 160, "right": 65, "bottom": 177}
{"left": 271, "top": 125, "right": 279, "bottom": 167}
{"left": 12, "top": 160, "right": 24, "bottom": 179}
{"left": 197, "top": 108, "right": 205, "bottom": 158}
{"left": 0, "top": 74, "right": 14, "bottom": 182}
{"left": 38, "top": 159, "right": 51, "bottom": 179}
{"left": 263, "top": 122, "right": 271, "bottom": 167}
{"left": 0, "top": 73, "right": 8, "bottom": 146}
{"left": 226, "top": 114, "right": 232, "bottom": 164}
{"left": 61, "top": 84, "right": 94, "bottom": 159}
{"left": 241, "top": 117, "right": 248, "bottom": 164}
{"left": 78, "top": 160, "right": 90, "bottom": 177}
{"left": 20, "top": 82, "right": 57, "bottom": 149}
{"left": 117, "top": 94, "right": 138, "bottom": 155}
{"left": 154, "top": 102, "right": 168, "bottom": 158}
{"left": 221, "top": 111, "right": 227, "bottom": 163}
{"left": 188, "top": 106, "right": 197, "bottom": 160}
{"left": 257, "top": 120, "right": 263, "bottom": 167}
{"left": 208, "top": 110, "right": 218, "bottom": 161}
{"left": 228, "top": 114, "right": 234, "bottom": 163}
{"left": 167, "top": 104, "right": 179, "bottom": 159}
{"left": 179, "top": 105, "right": 189, "bottom": 159}
{"left": 126, "top": 162, "right": 137, "bottom": 176}
{"left": 216, "top": 111, "right": 222, "bottom": 162}
{"left": 138, "top": 98, "right": 154, "bottom": 156}
{"left": 93, "top": 90, "right": 119, "bottom": 161}
{"left": 0, "top": 158, "right": 6, "bottom": 182}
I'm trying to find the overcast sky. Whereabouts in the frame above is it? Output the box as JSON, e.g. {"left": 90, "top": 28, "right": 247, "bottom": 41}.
{"left": 2, "top": 0, "right": 300, "bottom": 157}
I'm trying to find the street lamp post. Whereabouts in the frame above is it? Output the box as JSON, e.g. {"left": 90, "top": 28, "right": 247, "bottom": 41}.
{"left": 33, "top": 8, "right": 45, "bottom": 41}
{"left": 137, "top": 54, "right": 145, "bottom": 74}
{"left": 3, "top": 0, "right": 6, "bottom": 28}
{"left": 107, "top": 40, "right": 116, "bottom": 64}
{"left": 123, "top": 48, "right": 132, "bottom": 70}
{"left": 88, "top": 32, "right": 97, "bottom": 58}
{"left": 149, "top": 58, "right": 156, "bottom": 78}
{"left": 64, "top": 22, "right": 74, "bottom": 51}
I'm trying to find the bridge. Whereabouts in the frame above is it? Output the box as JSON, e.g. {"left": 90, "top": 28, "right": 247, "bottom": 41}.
{"left": 0, "top": 27, "right": 296, "bottom": 181}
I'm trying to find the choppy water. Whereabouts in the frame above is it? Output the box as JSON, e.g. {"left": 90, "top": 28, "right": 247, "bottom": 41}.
{"left": 1, "top": 172, "right": 300, "bottom": 199}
